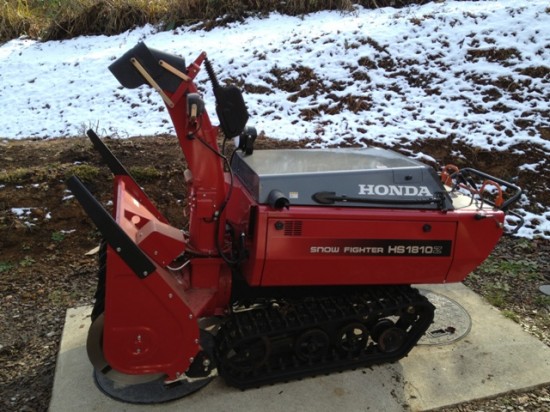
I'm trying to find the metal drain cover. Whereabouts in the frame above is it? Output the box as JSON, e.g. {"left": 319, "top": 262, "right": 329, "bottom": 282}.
{"left": 418, "top": 289, "right": 471, "bottom": 346}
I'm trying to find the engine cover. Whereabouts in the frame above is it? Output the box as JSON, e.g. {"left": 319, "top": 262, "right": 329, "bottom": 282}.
{"left": 231, "top": 148, "right": 453, "bottom": 210}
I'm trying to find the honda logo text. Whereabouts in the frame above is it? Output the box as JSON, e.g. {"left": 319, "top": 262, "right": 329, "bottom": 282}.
{"left": 358, "top": 184, "right": 432, "bottom": 197}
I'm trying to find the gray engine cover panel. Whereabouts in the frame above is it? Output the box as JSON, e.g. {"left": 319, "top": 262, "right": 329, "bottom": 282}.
{"left": 231, "top": 148, "right": 449, "bottom": 209}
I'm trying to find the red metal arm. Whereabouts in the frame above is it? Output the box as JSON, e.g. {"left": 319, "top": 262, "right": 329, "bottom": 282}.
{"left": 163, "top": 52, "right": 228, "bottom": 255}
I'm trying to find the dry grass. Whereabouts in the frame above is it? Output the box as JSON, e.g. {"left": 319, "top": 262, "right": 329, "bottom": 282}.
{"left": 0, "top": 0, "right": 430, "bottom": 43}
{"left": 1, "top": 1, "right": 43, "bottom": 41}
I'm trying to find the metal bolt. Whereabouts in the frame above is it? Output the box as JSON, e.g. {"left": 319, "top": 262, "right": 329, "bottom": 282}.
{"left": 136, "top": 348, "right": 141, "bottom": 354}
{"left": 189, "top": 357, "right": 194, "bottom": 364}
{"left": 168, "top": 293, "right": 173, "bottom": 299}
{"left": 143, "top": 271, "right": 148, "bottom": 277}
{"left": 194, "top": 339, "right": 199, "bottom": 344}
{"left": 203, "top": 359, "right": 211, "bottom": 367}
{"left": 116, "top": 247, "right": 121, "bottom": 253}
{"left": 137, "top": 335, "right": 142, "bottom": 342}
{"left": 189, "top": 314, "right": 193, "bottom": 319}
{"left": 154, "top": 250, "right": 158, "bottom": 255}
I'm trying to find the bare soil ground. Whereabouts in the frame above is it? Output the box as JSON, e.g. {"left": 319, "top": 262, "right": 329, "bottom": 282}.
{"left": 0, "top": 134, "right": 549, "bottom": 411}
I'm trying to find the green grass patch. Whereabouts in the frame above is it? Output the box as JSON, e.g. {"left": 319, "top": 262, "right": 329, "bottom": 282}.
{"left": 129, "top": 165, "right": 162, "bottom": 181}
{"left": 65, "top": 164, "right": 101, "bottom": 182}
{"left": 533, "top": 295, "right": 550, "bottom": 308}
{"left": 476, "top": 255, "right": 539, "bottom": 279}
{"left": 0, "top": 167, "right": 34, "bottom": 184}
{"left": 501, "top": 309, "right": 520, "bottom": 323}
{"left": 48, "top": 289, "right": 78, "bottom": 306}
{"left": 1, "top": 162, "right": 102, "bottom": 184}
{"left": 0, "top": 261, "right": 15, "bottom": 273}
{"left": 51, "top": 231, "right": 65, "bottom": 242}
{"left": 485, "top": 286, "right": 508, "bottom": 308}
{"left": 19, "top": 256, "right": 35, "bottom": 267}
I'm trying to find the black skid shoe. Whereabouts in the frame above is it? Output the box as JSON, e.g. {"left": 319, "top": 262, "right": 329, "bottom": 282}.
{"left": 93, "top": 372, "right": 213, "bottom": 404}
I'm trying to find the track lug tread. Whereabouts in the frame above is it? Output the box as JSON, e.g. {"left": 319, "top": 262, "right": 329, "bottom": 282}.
{"left": 216, "top": 286, "right": 435, "bottom": 389}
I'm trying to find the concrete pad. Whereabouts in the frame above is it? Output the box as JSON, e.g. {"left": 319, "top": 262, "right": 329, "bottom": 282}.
{"left": 49, "top": 284, "right": 550, "bottom": 412}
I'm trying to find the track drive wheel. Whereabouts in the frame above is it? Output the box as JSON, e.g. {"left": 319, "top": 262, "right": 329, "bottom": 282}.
{"left": 295, "top": 329, "right": 330, "bottom": 362}
{"left": 87, "top": 313, "right": 213, "bottom": 403}
{"left": 337, "top": 322, "right": 368, "bottom": 354}
{"left": 372, "top": 319, "right": 406, "bottom": 353}
{"left": 222, "top": 336, "right": 270, "bottom": 373}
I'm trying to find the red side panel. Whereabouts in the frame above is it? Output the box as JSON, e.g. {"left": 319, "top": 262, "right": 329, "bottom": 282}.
{"left": 234, "top": 204, "right": 504, "bottom": 287}
{"left": 261, "top": 213, "right": 456, "bottom": 286}
{"left": 102, "top": 175, "right": 232, "bottom": 380}
{"left": 445, "top": 210, "right": 504, "bottom": 282}
{"left": 103, "top": 251, "right": 200, "bottom": 380}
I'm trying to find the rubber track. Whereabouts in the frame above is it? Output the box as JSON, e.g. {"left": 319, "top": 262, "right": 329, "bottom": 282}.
{"left": 216, "top": 285, "right": 434, "bottom": 389}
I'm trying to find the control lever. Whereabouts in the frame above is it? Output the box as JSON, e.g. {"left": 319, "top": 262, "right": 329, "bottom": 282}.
{"left": 236, "top": 126, "right": 257, "bottom": 155}
{"left": 203, "top": 57, "right": 249, "bottom": 138}
{"left": 187, "top": 93, "right": 205, "bottom": 121}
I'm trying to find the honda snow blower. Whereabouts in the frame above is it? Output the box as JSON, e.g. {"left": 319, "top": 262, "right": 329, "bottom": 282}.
{"left": 68, "top": 43, "right": 523, "bottom": 403}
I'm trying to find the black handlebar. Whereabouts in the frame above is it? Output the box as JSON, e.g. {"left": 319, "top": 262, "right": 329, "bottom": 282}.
{"left": 454, "top": 168, "right": 523, "bottom": 212}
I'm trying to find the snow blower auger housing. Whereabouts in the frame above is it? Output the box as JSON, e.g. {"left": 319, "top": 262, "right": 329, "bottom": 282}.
{"left": 68, "top": 42, "right": 523, "bottom": 403}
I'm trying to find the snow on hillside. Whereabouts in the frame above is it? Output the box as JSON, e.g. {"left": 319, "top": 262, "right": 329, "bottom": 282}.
{"left": 0, "top": 0, "right": 549, "bottom": 238}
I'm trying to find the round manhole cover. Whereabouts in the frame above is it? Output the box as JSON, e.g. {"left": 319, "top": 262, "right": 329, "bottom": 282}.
{"left": 417, "top": 289, "right": 471, "bottom": 346}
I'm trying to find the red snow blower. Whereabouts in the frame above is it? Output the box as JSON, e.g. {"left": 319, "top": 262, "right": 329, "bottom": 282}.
{"left": 67, "top": 42, "right": 523, "bottom": 403}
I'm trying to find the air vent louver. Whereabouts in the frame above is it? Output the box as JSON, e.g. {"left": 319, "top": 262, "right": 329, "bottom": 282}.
{"left": 284, "top": 221, "right": 303, "bottom": 236}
